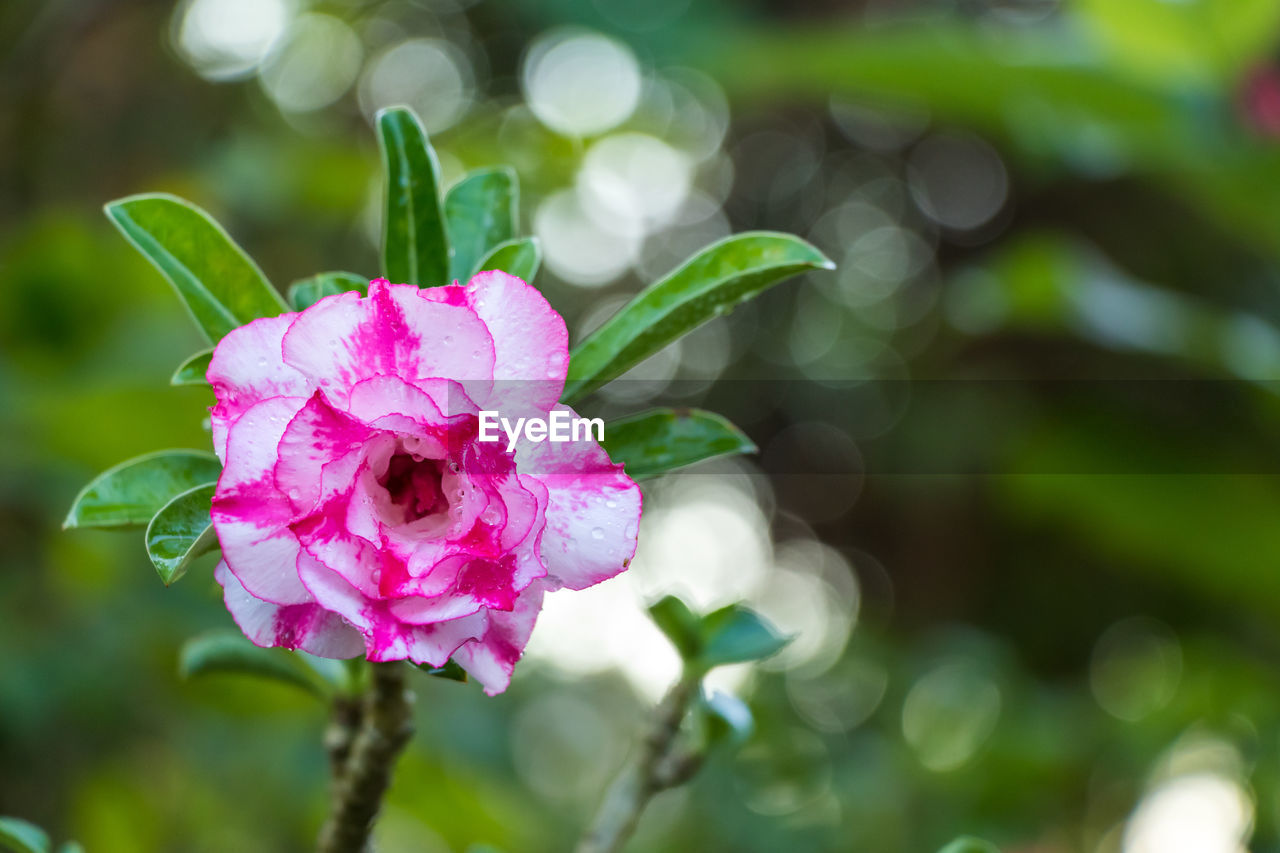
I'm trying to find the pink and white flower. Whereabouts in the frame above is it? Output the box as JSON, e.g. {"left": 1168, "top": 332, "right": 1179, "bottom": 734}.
{"left": 206, "top": 274, "right": 641, "bottom": 694}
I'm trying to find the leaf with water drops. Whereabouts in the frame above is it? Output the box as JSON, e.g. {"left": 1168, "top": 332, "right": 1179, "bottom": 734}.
{"left": 146, "top": 483, "right": 218, "bottom": 585}
{"left": 64, "top": 450, "right": 222, "bottom": 530}
{"left": 104, "top": 193, "right": 287, "bottom": 342}
{"left": 288, "top": 271, "right": 368, "bottom": 311}
{"left": 171, "top": 349, "right": 213, "bottom": 386}
{"left": 602, "top": 408, "right": 756, "bottom": 480}
{"left": 562, "top": 232, "right": 833, "bottom": 403}
{"left": 445, "top": 167, "right": 517, "bottom": 283}
{"left": 476, "top": 237, "right": 541, "bottom": 283}
{"left": 377, "top": 107, "right": 448, "bottom": 287}
{"left": 415, "top": 659, "right": 468, "bottom": 682}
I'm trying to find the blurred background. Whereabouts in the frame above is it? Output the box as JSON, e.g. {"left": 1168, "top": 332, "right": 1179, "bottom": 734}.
{"left": 7, "top": 0, "right": 1280, "bottom": 850}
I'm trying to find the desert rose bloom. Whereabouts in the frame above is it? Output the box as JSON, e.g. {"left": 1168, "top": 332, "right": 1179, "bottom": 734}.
{"left": 206, "top": 274, "right": 641, "bottom": 694}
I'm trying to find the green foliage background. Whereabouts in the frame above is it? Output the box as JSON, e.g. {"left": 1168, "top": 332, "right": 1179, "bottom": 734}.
{"left": 7, "top": 0, "right": 1280, "bottom": 851}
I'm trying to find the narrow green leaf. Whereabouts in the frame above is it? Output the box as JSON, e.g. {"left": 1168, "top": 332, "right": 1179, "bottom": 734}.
{"left": 146, "top": 483, "right": 218, "bottom": 585}
{"left": 699, "top": 604, "right": 791, "bottom": 668}
{"left": 603, "top": 408, "right": 757, "bottom": 480}
{"left": 64, "top": 450, "right": 222, "bottom": 530}
{"left": 562, "top": 232, "right": 833, "bottom": 402}
{"left": 171, "top": 349, "right": 213, "bottom": 386}
{"left": 288, "top": 271, "right": 369, "bottom": 311}
{"left": 179, "top": 630, "right": 331, "bottom": 697}
{"left": 104, "top": 193, "right": 287, "bottom": 342}
{"left": 648, "top": 595, "right": 703, "bottom": 660}
{"left": 0, "top": 818, "right": 50, "bottom": 853}
{"left": 445, "top": 167, "right": 517, "bottom": 283}
{"left": 476, "top": 237, "right": 542, "bottom": 283}
{"left": 377, "top": 106, "right": 448, "bottom": 286}
{"left": 416, "top": 659, "right": 468, "bottom": 682}
{"left": 937, "top": 838, "right": 1000, "bottom": 853}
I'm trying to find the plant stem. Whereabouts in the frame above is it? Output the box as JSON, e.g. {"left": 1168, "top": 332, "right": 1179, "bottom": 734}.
{"left": 324, "top": 695, "right": 363, "bottom": 779}
{"left": 576, "top": 671, "right": 703, "bottom": 853}
{"left": 317, "top": 662, "right": 414, "bottom": 853}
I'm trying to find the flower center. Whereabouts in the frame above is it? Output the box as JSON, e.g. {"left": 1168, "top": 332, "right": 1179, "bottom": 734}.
{"left": 377, "top": 452, "right": 448, "bottom": 523}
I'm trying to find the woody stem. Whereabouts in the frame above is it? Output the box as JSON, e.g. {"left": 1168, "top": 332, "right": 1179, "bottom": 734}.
{"left": 317, "top": 662, "right": 414, "bottom": 853}
{"left": 575, "top": 670, "right": 703, "bottom": 853}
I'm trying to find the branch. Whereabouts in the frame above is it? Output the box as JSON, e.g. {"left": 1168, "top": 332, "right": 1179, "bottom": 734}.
{"left": 317, "top": 662, "right": 414, "bottom": 853}
{"left": 324, "top": 695, "right": 363, "bottom": 780}
{"left": 576, "top": 672, "right": 702, "bottom": 853}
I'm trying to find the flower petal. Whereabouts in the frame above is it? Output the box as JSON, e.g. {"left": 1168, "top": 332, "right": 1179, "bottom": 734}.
{"left": 346, "top": 375, "right": 477, "bottom": 429}
{"left": 216, "top": 560, "right": 364, "bottom": 657}
{"left": 518, "top": 407, "right": 642, "bottom": 590}
{"left": 422, "top": 271, "right": 568, "bottom": 411}
{"left": 208, "top": 313, "right": 312, "bottom": 460}
{"left": 275, "top": 391, "right": 375, "bottom": 515}
{"left": 297, "top": 553, "right": 488, "bottom": 666}
{"left": 281, "top": 281, "right": 496, "bottom": 406}
{"left": 453, "top": 581, "right": 546, "bottom": 695}
{"left": 212, "top": 397, "right": 313, "bottom": 605}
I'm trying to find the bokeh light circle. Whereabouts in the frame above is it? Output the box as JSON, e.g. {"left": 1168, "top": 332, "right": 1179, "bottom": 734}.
{"left": 174, "top": 0, "right": 292, "bottom": 81}
{"left": 521, "top": 29, "right": 642, "bottom": 137}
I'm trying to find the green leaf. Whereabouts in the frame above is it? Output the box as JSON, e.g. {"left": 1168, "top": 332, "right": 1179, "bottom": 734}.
{"left": 178, "top": 630, "right": 331, "bottom": 698}
{"left": 699, "top": 604, "right": 791, "bottom": 668}
{"left": 0, "top": 818, "right": 50, "bottom": 853}
{"left": 295, "top": 653, "right": 356, "bottom": 696}
{"left": 416, "top": 659, "right": 468, "bottom": 682}
{"left": 146, "top": 483, "right": 218, "bottom": 585}
{"left": 445, "top": 167, "right": 517, "bottom": 283}
{"left": 171, "top": 349, "right": 213, "bottom": 386}
{"left": 377, "top": 106, "right": 448, "bottom": 287}
{"left": 288, "top": 271, "right": 368, "bottom": 311}
{"left": 476, "top": 237, "right": 541, "bottom": 283}
{"left": 602, "top": 408, "right": 757, "bottom": 480}
{"left": 648, "top": 595, "right": 703, "bottom": 660}
{"left": 104, "top": 193, "right": 287, "bottom": 342}
{"left": 937, "top": 838, "right": 1000, "bottom": 853}
{"left": 702, "top": 690, "right": 755, "bottom": 747}
{"left": 562, "top": 232, "right": 833, "bottom": 402}
{"left": 64, "top": 450, "right": 222, "bottom": 530}
{"left": 56, "top": 844, "right": 85, "bottom": 853}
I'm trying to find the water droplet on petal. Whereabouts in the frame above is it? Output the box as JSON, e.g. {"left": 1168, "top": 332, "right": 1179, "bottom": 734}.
{"left": 605, "top": 499, "right": 617, "bottom": 509}
{"left": 591, "top": 527, "right": 604, "bottom": 540}
{"left": 443, "top": 335, "right": 454, "bottom": 346}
